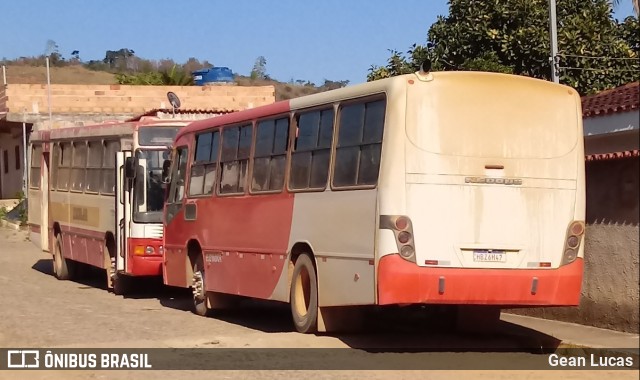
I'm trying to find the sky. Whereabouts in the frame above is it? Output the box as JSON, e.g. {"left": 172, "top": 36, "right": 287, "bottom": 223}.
{"left": 0, "top": 0, "right": 636, "bottom": 86}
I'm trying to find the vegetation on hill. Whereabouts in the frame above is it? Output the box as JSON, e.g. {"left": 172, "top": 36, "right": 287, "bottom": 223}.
{"left": 1, "top": 43, "right": 348, "bottom": 100}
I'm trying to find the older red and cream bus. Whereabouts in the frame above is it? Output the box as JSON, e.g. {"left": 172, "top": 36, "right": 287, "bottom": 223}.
{"left": 162, "top": 67, "right": 586, "bottom": 333}
{"left": 28, "top": 117, "right": 190, "bottom": 294}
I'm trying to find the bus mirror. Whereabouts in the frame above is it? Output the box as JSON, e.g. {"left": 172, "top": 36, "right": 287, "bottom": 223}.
{"left": 124, "top": 157, "right": 136, "bottom": 179}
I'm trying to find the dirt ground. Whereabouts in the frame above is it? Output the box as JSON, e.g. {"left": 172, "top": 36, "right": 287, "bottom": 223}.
{"left": 0, "top": 228, "right": 636, "bottom": 380}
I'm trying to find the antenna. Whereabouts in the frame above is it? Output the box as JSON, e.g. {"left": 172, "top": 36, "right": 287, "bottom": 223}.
{"left": 167, "top": 91, "right": 181, "bottom": 118}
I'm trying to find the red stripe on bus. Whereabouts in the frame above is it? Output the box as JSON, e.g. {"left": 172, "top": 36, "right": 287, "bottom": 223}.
{"left": 377, "top": 254, "right": 583, "bottom": 306}
{"left": 177, "top": 100, "right": 291, "bottom": 140}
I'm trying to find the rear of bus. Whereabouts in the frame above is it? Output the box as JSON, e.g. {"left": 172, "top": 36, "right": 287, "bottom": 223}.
{"left": 377, "top": 72, "right": 585, "bottom": 307}
{"left": 127, "top": 124, "right": 183, "bottom": 276}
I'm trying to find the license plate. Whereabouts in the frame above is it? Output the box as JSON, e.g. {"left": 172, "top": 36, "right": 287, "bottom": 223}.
{"left": 473, "top": 250, "right": 507, "bottom": 263}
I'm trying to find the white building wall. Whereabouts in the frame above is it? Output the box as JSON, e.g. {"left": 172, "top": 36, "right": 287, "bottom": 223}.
{"left": 0, "top": 134, "right": 24, "bottom": 199}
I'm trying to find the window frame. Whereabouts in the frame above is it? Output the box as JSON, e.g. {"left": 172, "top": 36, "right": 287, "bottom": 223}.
{"left": 330, "top": 95, "right": 387, "bottom": 191}
{"left": 70, "top": 141, "right": 88, "bottom": 193}
{"left": 100, "top": 139, "right": 121, "bottom": 195}
{"left": 14, "top": 145, "right": 20, "bottom": 171}
{"left": 29, "top": 144, "right": 42, "bottom": 190}
{"left": 217, "top": 123, "right": 254, "bottom": 197}
{"left": 56, "top": 141, "right": 73, "bottom": 191}
{"left": 2, "top": 150, "right": 8, "bottom": 174}
{"left": 250, "top": 114, "right": 291, "bottom": 195}
{"left": 85, "top": 139, "right": 104, "bottom": 194}
{"left": 187, "top": 130, "right": 222, "bottom": 199}
{"left": 287, "top": 105, "right": 337, "bottom": 193}
{"left": 168, "top": 145, "right": 190, "bottom": 204}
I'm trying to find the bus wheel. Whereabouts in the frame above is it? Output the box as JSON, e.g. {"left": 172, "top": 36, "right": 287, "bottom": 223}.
{"left": 192, "top": 256, "right": 212, "bottom": 317}
{"left": 112, "top": 274, "right": 128, "bottom": 296}
{"left": 290, "top": 253, "right": 318, "bottom": 334}
{"left": 53, "top": 234, "right": 74, "bottom": 280}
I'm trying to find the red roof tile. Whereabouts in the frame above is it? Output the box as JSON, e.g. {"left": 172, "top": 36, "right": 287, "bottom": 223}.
{"left": 582, "top": 82, "right": 639, "bottom": 118}
{"left": 127, "top": 108, "right": 235, "bottom": 122}
{"left": 585, "top": 149, "right": 640, "bottom": 161}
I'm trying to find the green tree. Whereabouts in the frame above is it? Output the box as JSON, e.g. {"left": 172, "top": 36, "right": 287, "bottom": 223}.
{"left": 368, "top": 0, "right": 639, "bottom": 95}
{"left": 250, "top": 56, "right": 269, "bottom": 80}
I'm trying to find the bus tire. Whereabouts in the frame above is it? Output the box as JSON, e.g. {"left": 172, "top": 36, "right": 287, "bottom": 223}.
{"left": 112, "top": 274, "right": 128, "bottom": 296}
{"left": 104, "top": 244, "right": 128, "bottom": 295}
{"left": 192, "top": 255, "right": 212, "bottom": 317}
{"left": 53, "top": 233, "right": 74, "bottom": 280}
{"left": 290, "top": 253, "right": 318, "bottom": 334}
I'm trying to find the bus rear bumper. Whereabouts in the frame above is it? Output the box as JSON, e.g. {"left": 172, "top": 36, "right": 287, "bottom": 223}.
{"left": 129, "top": 255, "right": 163, "bottom": 277}
{"left": 377, "top": 254, "right": 583, "bottom": 306}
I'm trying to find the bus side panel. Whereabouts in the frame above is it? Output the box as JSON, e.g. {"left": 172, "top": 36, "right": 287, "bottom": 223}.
{"left": 281, "top": 189, "right": 377, "bottom": 307}
{"left": 200, "top": 192, "right": 295, "bottom": 299}
{"left": 50, "top": 192, "right": 114, "bottom": 269}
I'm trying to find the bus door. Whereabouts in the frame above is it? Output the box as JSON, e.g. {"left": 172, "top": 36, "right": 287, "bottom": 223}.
{"left": 115, "top": 151, "right": 133, "bottom": 273}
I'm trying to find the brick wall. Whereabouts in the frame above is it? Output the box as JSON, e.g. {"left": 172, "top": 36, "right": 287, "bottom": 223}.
{"left": 1, "top": 83, "right": 275, "bottom": 117}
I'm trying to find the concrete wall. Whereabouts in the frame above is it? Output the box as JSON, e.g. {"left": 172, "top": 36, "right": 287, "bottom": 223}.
{"left": 510, "top": 224, "right": 639, "bottom": 333}
{"left": 509, "top": 157, "right": 640, "bottom": 333}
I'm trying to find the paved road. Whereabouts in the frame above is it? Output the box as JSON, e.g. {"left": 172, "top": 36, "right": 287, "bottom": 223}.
{"left": 0, "top": 228, "right": 636, "bottom": 379}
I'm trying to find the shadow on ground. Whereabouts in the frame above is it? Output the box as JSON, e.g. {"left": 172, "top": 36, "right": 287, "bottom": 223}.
{"left": 31, "top": 258, "right": 561, "bottom": 353}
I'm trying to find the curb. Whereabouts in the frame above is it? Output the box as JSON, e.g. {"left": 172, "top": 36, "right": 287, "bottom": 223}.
{"left": 0, "top": 219, "right": 25, "bottom": 231}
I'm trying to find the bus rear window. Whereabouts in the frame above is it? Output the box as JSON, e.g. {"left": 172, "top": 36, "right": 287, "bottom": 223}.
{"left": 138, "top": 127, "right": 180, "bottom": 146}
{"left": 405, "top": 77, "right": 579, "bottom": 159}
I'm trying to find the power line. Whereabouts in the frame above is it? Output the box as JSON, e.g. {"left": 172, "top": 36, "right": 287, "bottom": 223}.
{"left": 558, "top": 54, "right": 639, "bottom": 61}
{"left": 558, "top": 66, "right": 639, "bottom": 72}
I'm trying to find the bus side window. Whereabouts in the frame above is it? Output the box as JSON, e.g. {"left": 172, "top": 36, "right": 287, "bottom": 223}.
{"left": 289, "top": 108, "right": 334, "bottom": 191}
{"left": 168, "top": 147, "right": 189, "bottom": 203}
{"left": 219, "top": 125, "right": 252, "bottom": 195}
{"left": 189, "top": 131, "right": 220, "bottom": 196}
{"left": 57, "top": 142, "right": 72, "bottom": 191}
{"left": 86, "top": 141, "right": 103, "bottom": 193}
{"left": 333, "top": 99, "right": 385, "bottom": 188}
{"left": 101, "top": 140, "right": 120, "bottom": 195}
{"left": 252, "top": 117, "right": 289, "bottom": 192}
{"left": 71, "top": 141, "right": 87, "bottom": 192}
{"left": 30, "top": 144, "right": 43, "bottom": 189}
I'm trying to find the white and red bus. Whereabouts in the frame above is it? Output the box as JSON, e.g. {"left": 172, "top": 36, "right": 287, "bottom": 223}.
{"left": 28, "top": 117, "right": 190, "bottom": 294}
{"left": 162, "top": 68, "right": 585, "bottom": 333}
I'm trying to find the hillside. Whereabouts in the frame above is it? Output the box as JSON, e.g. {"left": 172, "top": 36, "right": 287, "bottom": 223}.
{"left": 2, "top": 64, "right": 324, "bottom": 101}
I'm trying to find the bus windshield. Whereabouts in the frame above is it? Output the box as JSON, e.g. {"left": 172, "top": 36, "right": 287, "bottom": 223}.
{"left": 133, "top": 149, "right": 171, "bottom": 223}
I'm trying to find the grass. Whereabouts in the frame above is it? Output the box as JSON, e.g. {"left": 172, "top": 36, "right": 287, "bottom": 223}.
{"left": 4, "top": 64, "right": 117, "bottom": 85}
{"left": 3, "top": 65, "right": 324, "bottom": 100}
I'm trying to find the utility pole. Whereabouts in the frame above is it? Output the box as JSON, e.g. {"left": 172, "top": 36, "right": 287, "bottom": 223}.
{"left": 549, "top": 0, "right": 559, "bottom": 83}
{"left": 46, "top": 56, "right": 53, "bottom": 129}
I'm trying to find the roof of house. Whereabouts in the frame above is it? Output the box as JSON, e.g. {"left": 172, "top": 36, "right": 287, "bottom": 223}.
{"left": 586, "top": 149, "right": 640, "bottom": 162}
{"left": 126, "top": 108, "right": 236, "bottom": 122}
{"left": 582, "top": 82, "right": 639, "bottom": 118}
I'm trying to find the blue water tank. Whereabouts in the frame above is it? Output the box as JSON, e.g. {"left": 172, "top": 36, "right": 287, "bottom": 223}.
{"left": 192, "top": 67, "right": 234, "bottom": 85}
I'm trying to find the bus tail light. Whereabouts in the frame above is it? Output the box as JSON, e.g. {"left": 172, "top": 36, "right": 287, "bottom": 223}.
{"left": 380, "top": 215, "right": 416, "bottom": 263}
{"left": 561, "top": 221, "right": 585, "bottom": 266}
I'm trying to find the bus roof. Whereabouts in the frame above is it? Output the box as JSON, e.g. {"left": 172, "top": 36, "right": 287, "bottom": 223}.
{"left": 29, "top": 118, "right": 193, "bottom": 142}
{"left": 176, "top": 71, "right": 576, "bottom": 140}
